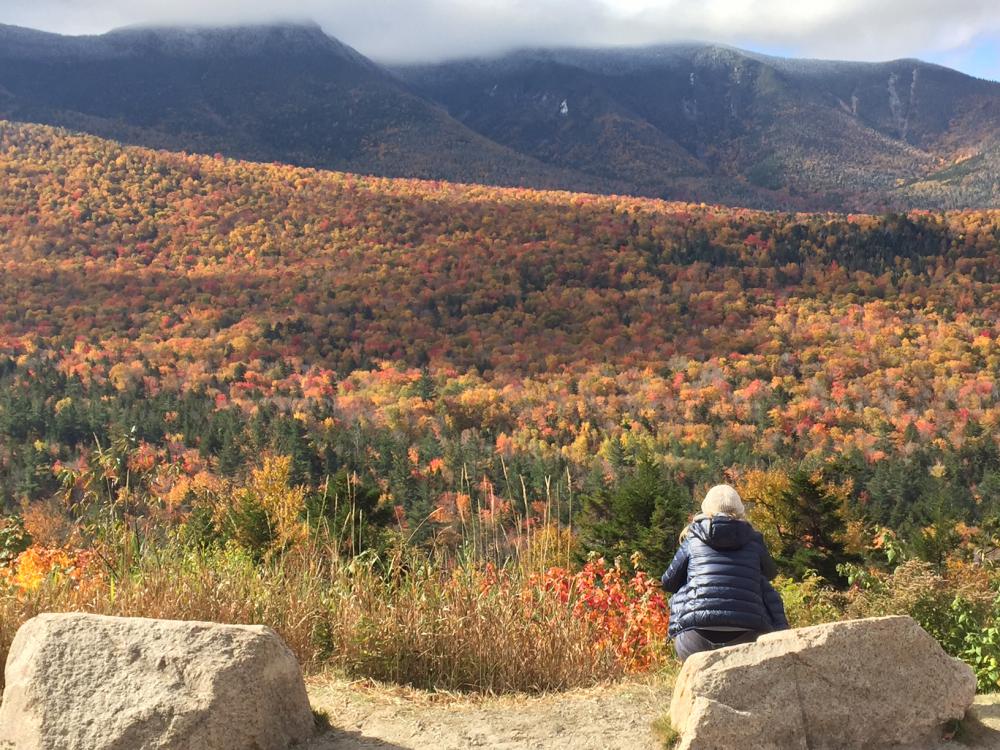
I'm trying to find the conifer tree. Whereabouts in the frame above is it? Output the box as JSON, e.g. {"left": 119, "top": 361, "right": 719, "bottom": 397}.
{"left": 774, "top": 469, "right": 851, "bottom": 583}
{"left": 577, "top": 454, "right": 690, "bottom": 574}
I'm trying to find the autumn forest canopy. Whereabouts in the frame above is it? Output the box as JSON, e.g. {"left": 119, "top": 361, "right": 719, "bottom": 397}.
{"left": 1, "top": 118, "right": 999, "bottom": 570}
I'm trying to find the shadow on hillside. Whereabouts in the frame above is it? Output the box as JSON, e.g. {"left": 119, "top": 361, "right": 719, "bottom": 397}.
{"left": 304, "top": 727, "right": 412, "bottom": 750}
{"left": 962, "top": 696, "right": 1000, "bottom": 748}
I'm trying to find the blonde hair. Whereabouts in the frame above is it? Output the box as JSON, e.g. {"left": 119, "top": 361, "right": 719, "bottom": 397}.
{"left": 678, "top": 485, "right": 748, "bottom": 542}
{"left": 678, "top": 513, "right": 708, "bottom": 543}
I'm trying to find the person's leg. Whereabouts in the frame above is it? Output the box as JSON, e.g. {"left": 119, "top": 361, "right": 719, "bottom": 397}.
{"left": 674, "top": 629, "right": 762, "bottom": 661}
{"left": 720, "top": 630, "right": 761, "bottom": 648}
{"left": 672, "top": 629, "right": 716, "bottom": 662}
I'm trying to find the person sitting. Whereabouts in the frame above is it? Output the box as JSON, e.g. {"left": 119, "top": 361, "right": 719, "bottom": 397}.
{"left": 661, "top": 484, "right": 788, "bottom": 661}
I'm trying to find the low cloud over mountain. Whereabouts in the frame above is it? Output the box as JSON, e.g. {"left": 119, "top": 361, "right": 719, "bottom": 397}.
{"left": 3, "top": 0, "right": 999, "bottom": 72}
{"left": 2, "top": 21, "right": 999, "bottom": 211}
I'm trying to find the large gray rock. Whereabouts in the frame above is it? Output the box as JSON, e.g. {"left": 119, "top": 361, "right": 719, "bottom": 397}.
{"left": 670, "top": 616, "right": 977, "bottom": 750}
{"left": 0, "top": 613, "right": 315, "bottom": 750}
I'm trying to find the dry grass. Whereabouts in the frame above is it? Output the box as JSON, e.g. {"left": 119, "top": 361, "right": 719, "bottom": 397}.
{"left": 1, "top": 543, "right": 332, "bottom": 691}
{"left": 321, "top": 559, "right": 620, "bottom": 693}
{"left": 1, "top": 539, "right": 630, "bottom": 695}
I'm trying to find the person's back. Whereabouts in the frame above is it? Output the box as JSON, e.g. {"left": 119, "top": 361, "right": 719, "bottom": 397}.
{"left": 661, "top": 485, "right": 787, "bottom": 660}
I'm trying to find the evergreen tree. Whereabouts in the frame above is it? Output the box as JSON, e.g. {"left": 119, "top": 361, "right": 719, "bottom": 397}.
{"left": 773, "top": 469, "right": 851, "bottom": 584}
{"left": 576, "top": 455, "right": 690, "bottom": 574}
{"left": 415, "top": 368, "right": 437, "bottom": 401}
{"left": 306, "top": 469, "right": 395, "bottom": 557}
{"left": 908, "top": 512, "right": 961, "bottom": 569}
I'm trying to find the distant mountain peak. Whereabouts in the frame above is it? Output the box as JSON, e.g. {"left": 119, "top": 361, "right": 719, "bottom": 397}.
{"left": 0, "top": 21, "right": 366, "bottom": 62}
{"left": 102, "top": 21, "right": 350, "bottom": 59}
{"left": 109, "top": 19, "right": 325, "bottom": 32}
{"left": 1, "top": 22, "right": 998, "bottom": 211}
{"left": 411, "top": 42, "right": 957, "bottom": 80}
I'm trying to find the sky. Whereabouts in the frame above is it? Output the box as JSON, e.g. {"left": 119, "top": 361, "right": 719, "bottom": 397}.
{"left": 3, "top": 0, "right": 999, "bottom": 79}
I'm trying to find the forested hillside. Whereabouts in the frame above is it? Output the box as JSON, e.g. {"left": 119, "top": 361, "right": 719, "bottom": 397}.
{"left": 0, "top": 23, "right": 587, "bottom": 193}
{"left": 2, "top": 119, "right": 999, "bottom": 543}
{"left": 2, "top": 22, "right": 999, "bottom": 211}
{"left": 399, "top": 45, "right": 1000, "bottom": 211}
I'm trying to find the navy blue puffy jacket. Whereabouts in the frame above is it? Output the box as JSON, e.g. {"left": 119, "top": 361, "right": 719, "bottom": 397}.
{"left": 763, "top": 578, "right": 789, "bottom": 631}
{"left": 661, "top": 515, "right": 780, "bottom": 638}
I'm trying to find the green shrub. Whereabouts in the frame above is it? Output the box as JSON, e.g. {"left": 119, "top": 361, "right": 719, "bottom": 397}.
{"left": 0, "top": 515, "right": 31, "bottom": 563}
{"left": 843, "top": 559, "right": 1000, "bottom": 691}
{"left": 773, "top": 572, "right": 843, "bottom": 627}
{"left": 949, "top": 595, "right": 1000, "bottom": 692}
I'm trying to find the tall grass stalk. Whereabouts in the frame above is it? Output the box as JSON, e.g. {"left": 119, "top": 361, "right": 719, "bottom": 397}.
{"left": 1, "top": 532, "right": 629, "bottom": 695}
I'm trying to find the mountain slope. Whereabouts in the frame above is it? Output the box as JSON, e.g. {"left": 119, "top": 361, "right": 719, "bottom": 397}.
{"left": 0, "top": 23, "right": 595, "bottom": 190}
{"left": 1, "top": 118, "right": 999, "bottom": 523}
{"left": 1, "top": 22, "right": 998, "bottom": 210}
{"left": 395, "top": 45, "right": 1000, "bottom": 210}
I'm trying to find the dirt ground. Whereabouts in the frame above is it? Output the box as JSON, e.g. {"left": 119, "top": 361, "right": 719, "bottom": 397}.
{"left": 304, "top": 677, "right": 672, "bottom": 750}
{"left": 304, "top": 676, "right": 1000, "bottom": 750}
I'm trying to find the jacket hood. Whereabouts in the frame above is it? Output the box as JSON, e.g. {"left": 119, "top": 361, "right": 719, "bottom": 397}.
{"left": 688, "top": 515, "right": 754, "bottom": 550}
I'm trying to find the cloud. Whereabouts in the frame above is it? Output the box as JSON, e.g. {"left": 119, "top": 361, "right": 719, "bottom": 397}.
{"left": 3, "top": 0, "right": 1000, "bottom": 68}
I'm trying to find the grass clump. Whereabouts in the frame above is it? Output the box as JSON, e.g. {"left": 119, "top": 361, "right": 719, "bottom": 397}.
{"left": 651, "top": 713, "right": 680, "bottom": 748}
{"left": 1, "top": 532, "right": 670, "bottom": 695}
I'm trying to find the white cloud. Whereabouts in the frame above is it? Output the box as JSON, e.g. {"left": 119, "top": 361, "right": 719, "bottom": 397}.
{"left": 2, "top": 0, "right": 999, "bottom": 65}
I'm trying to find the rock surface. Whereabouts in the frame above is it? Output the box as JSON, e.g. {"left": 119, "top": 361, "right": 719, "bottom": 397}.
{"left": 0, "top": 613, "right": 315, "bottom": 750}
{"left": 670, "top": 616, "right": 977, "bottom": 750}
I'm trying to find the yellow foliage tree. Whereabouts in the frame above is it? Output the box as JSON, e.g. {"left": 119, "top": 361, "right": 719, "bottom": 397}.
{"left": 221, "top": 455, "right": 308, "bottom": 556}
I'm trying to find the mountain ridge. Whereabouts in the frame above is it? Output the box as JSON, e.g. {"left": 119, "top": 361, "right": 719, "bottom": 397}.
{"left": 395, "top": 41, "right": 1000, "bottom": 209}
{"left": 0, "top": 21, "right": 600, "bottom": 193}
{"left": 1, "top": 21, "right": 998, "bottom": 211}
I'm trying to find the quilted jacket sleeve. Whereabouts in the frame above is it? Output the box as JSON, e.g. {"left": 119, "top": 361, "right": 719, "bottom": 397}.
{"left": 661, "top": 540, "right": 690, "bottom": 594}
{"left": 755, "top": 532, "right": 779, "bottom": 580}
{"left": 762, "top": 577, "right": 790, "bottom": 631}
